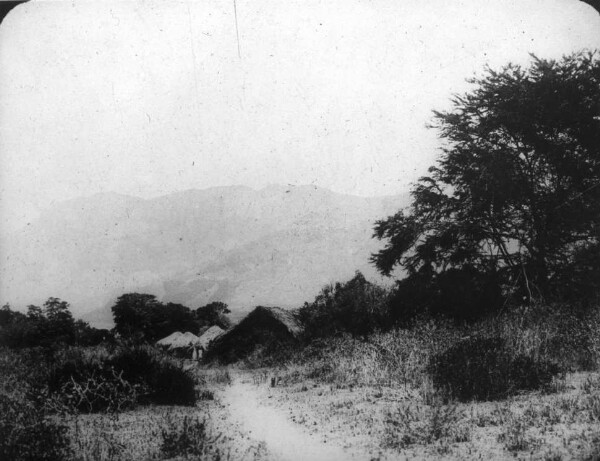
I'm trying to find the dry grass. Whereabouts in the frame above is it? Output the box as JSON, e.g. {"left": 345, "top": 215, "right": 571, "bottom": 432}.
{"left": 68, "top": 399, "right": 269, "bottom": 461}
{"left": 261, "top": 371, "right": 600, "bottom": 460}
{"left": 244, "top": 305, "right": 600, "bottom": 459}
{"left": 2, "top": 303, "right": 599, "bottom": 460}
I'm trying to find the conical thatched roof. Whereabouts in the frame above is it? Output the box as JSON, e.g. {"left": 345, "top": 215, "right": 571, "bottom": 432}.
{"left": 259, "top": 306, "right": 303, "bottom": 337}
{"left": 156, "top": 331, "right": 183, "bottom": 347}
{"left": 156, "top": 331, "right": 201, "bottom": 349}
{"left": 198, "top": 325, "right": 225, "bottom": 349}
{"left": 205, "top": 306, "right": 304, "bottom": 363}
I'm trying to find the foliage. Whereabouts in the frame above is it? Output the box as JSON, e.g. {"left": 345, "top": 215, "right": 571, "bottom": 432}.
{"left": 0, "top": 300, "right": 107, "bottom": 349}
{"left": 0, "top": 394, "right": 72, "bottom": 461}
{"left": 73, "top": 320, "right": 112, "bottom": 347}
{"left": 269, "top": 303, "right": 593, "bottom": 401}
{"left": 372, "top": 52, "right": 600, "bottom": 311}
{"left": 497, "top": 415, "right": 537, "bottom": 453}
{"left": 196, "top": 301, "right": 232, "bottom": 330}
{"left": 299, "top": 271, "right": 390, "bottom": 338}
{"left": 43, "top": 346, "right": 196, "bottom": 412}
{"left": 383, "top": 400, "right": 470, "bottom": 449}
{"left": 474, "top": 302, "right": 600, "bottom": 371}
{"left": 429, "top": 335, "right": 560, "bottom": 401}
{"left": 388, "top": 267, "right": 502, "bottom": 323}
{"left": 111, "top": 293, "right": 200, "bottom": 342}
{"left": 160, "top": 416, "right": 224, "bottom": 459}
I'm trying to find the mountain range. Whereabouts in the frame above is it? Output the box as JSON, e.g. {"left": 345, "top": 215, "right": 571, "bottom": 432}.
{"left": 0, "top": 185, "right": 408, "bottom": 328}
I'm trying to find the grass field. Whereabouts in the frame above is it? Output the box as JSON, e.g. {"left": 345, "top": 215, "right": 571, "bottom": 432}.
{"left": 2, "top": 304, "right": 600, "bottom": 460}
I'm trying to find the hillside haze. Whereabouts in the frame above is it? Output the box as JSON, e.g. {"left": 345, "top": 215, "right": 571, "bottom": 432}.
{"left": 0, "top": 185, "right": 408, "bottom": 328}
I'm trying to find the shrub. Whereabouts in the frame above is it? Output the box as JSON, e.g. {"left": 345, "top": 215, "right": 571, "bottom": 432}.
{"left": 107, "top": 346, "right": 196, "bottom": 406}
{"left": 147, "top": 361, "right": 196, "bottom": 406}
{"left": 43, "top": 346, "right": 196, "bottom": 412}
{"left": 388, "top": 268, "right": 502, "bottom": 325}
{"left": 299, "top": 272, "right": 390, "bottom": 338}
{"left": 383, "top": 400, "right": 470, "bottom": 449}
{"left": 429, "top": 335, "right": 560, "bottom": 401}
{"left": 160, "top": 416, "right": 223, "bottom": 459}
{"left": 0, "top": 394, "right": 72, "bottom": 461}
{"left": 543, "top": 307, "right": 598, "bottom": 371}
{"left": 497, "top": 415, "right": 539, "bottom": 453}
{"left": 55, "top": 367, "right": 140, "bottom": 413}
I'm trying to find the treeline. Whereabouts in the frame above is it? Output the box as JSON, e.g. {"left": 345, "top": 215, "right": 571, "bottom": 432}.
{"left": 0, "top": 298, "right": 109, "bottom": 348}
{"left": 0, "top": 294, "right": 232, "bottom": 349}
{"left": 111, "top": 294, "right": 230, "bottom": 343}
{"left": 0, "top": 297, "right": 223, "bottom": 459}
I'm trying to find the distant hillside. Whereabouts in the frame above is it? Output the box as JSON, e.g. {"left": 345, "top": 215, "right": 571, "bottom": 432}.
{"left": 0, "top": 185, "right": 408, "bottom": 328}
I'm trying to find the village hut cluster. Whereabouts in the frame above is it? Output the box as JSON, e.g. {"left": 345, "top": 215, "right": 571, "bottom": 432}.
{"left": 156, "top": 326, "right": 225, "bottom": 360}
{"left": 155, "top": 306, "right": 303, "bottom": 363}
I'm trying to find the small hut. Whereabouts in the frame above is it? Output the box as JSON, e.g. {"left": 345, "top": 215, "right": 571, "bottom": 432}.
{"left": 156, "top": 331, "right": 203, "bottom": 359}
{"left": 198, "top": 325, "right": 225, "bottom": 351}
{"left": 205, "top": 306, "right": 303, "bottom": 363}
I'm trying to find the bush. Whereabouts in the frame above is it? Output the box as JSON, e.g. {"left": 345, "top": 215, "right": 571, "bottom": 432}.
{"left": 0, "top": 394, "right": 72, "bottom": 461}
{"left": 147, "top": 361, "right": 196, "bottom": 406}
{"left": 429, "top": 336, "right": 560, "bottom": 401}
{"left": 383, "top": 400, "right": 470, "bottom": 449}
{"left": 43, "top": 346, "right": 196, "bottom": 412}
{"left": 160, "top": 416, "right": 223, "bottom": 459}
{"left": 389, "top": 268, "right": 502, "bottom": 325}
{"left": 299, "top": 272, "right": 390, "bottom": 338}
{"left": 109, "top": 346, "right": 196, "bottom": 406}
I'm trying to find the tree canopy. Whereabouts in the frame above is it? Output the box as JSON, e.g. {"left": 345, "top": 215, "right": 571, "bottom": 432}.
{"left": 111, "top": 293, "right": 202, "bottom": 342}
{"left": 372, "top": 52, "right": 600, "bottom": 306}
{"left": 195, "top": 302, "right": 232, "bottom": 330}
{"left": 110, "top": 294, "right": 233, "bottom": 342}
{"left": 299, "top": 271, "right": 390, "bottom": 337}
{"left": 0, "top": 299, "right": 108, "bottom": 348}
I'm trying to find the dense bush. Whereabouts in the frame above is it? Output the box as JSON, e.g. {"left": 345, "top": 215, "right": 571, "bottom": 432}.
{"left": 474, "top": 303, "right": 600, "bottom": 372}
{"left": 429, "top": 336, "right": 560, "bottom": 402}
{"left": 299, "top": 272, "right": 390, "bottom": 338}
{"left": 0, "top": 301, "right": 109, "bottom": 349}
{"left": 44, "top": 346, "right": 196, "bottom": 412}
{"left": 0, "top": 394, "right": 72, "bottom": 461}
{"left": 388, "top": 268, "right": 503, "bottom": 324}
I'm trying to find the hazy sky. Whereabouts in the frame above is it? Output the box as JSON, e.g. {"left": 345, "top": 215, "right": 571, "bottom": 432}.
{"left": 1, "top": 0, "right": 599, "bottom": 231}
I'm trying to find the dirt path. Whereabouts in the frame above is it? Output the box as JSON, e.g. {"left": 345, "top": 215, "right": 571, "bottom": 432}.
{"left": 219, "top": 375, "right": 352, "bottom": 461}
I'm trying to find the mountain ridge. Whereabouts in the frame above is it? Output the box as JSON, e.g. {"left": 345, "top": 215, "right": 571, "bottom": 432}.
{"left": 0, "top": 185, "right": 409, "bottom": 328}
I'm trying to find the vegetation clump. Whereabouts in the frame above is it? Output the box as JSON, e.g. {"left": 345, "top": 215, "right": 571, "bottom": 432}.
{"left": 160, "top": 416, "right": 224, "bottom": 459}
{"left": 44, "top": 346, "right": 197, "bottom": 412}
{"left": 373, "top": 52, "right": 600, "bottom": 322}
{"left": 0, "top": 393, "right": 72, "bottom": 461}
{"left": 429, "top": 335, "right": 560, "bottom": 402}
{"left": 383, "top": 400, "right": 470, "bottom": 450}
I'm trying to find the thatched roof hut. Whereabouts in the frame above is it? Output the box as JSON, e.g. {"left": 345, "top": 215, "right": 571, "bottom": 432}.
{"left": 205, "top": 306, "right": 303, "bottom": 363}
{"left": 198, "top": 325, "right": 224, "bottom": 350}
{"left": 156, "top": 331, "right": 202, "bottom": 350}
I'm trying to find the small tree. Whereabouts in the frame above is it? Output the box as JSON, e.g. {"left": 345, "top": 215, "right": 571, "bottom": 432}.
{"left": 111, "top": 293, "right": 160, "bottom": 341}
{"left": 41, "top": 298, "right": 76, "bottom": 345}
{"left": 299, "top": 272, "right": 390, "bottom": 338}
{"left": 195, "top": 302, "right": 231, "bottom": 330}
{"left": 372, "top": 52, "right": 600, "bottom": 313}
{"left": 111, "top": 294, "right": 200, "bottom": 342}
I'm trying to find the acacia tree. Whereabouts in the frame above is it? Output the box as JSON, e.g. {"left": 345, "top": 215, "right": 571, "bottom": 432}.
{"left": 372, "top": 52, "right": 600, "bottom": 304}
